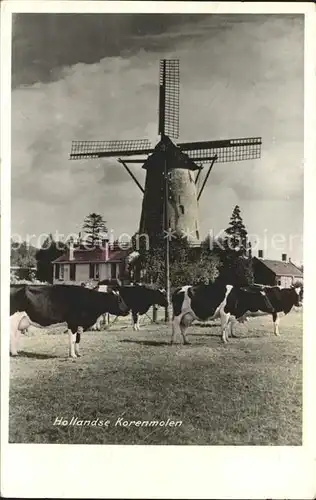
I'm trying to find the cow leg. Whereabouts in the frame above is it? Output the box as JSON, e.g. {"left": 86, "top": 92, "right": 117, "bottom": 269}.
{"left": 136, "top": 314, "right": 141, "bottom": 331}
{"left": 229, "top": 320, "right": 234, "bottom": 338}
{"left": 180, "top": 323, "right": 190, "bottom": 345}
{"left": 75, "top": 328, "right": 83, "bottom": 357}
{"left": 75, "top": 337, "right": 80, "bottom": 357}
{"left": 220, "top": 311, "right": 231, "bottom": 343}
{"left": 10, "top": 314, "right": 23, "bottom": 356}
{"left": 103, "top": 314, "right": 108, "bottom": 327}
{"left": 273, "top": 312, "right": 280, "bottom": 336}
{"left": 68, "top": 329, "right": 77, "bottom": 358}
{"left": 13, "top": 315, "right": 31, "bottom": 354}
{"left": 171, "top": 315, "right": 182, "bottom": 344}
{"left": 10, "top": 327, "right": 18, "bottom": 356}
{"left": 230, "top": 318, "right": 240, "bottom": 338}
{"left": 132, "top": 311, "right": 138, "bottom": 331}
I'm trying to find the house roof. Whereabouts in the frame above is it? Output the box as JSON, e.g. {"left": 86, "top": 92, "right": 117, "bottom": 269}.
{"left": 254, "top": 257, "right": 303, "bottom": 277}
{"left": 52, "top": 247, "right": 128, "bottom": 264}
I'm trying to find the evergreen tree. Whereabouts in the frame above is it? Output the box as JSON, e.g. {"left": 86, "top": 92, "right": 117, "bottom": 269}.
{"left": 223, "top": 205, "right": 249, "bottom": 257}
{"left": 82, "top": 213, "right": 108, "bottom": 247}
{"left": 219, "top": 206, "right": 254, "bottom": 285}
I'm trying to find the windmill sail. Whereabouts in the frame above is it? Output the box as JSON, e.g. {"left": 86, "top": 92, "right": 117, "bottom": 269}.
{"left": 70, "top": 139, "right": 153, "bottom": 159}
{"left": 178, "top": 137, "right": 262, "bottom": 163}
{"left": 158, "top": 59, "right": 180, "bottom": 139}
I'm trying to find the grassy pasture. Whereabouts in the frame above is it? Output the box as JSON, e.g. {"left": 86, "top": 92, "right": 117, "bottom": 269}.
{"left": 9, "top": 310, "right": 302, "bottom": 445}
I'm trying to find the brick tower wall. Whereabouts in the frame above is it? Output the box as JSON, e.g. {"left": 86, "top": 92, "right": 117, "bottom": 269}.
{"left": 139, "top": 167, "right": 200, "bottom": 244}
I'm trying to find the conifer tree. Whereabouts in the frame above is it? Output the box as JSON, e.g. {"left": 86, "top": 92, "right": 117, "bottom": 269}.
{"left": 223, "top": 205, "right": 250, "bottom": 257}
{"left": 82, "top": 213, "right": 108, "bottom": 247}
{"left": 221, "top": 205, "right": 253, "bottom": 285}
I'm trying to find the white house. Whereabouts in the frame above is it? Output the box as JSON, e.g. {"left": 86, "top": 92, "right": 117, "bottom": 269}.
{"left": 52, "top": 243, "right": 129, "bottom": 286}
{"left": 253, "top": 252, "right": 303, "bottom": 288}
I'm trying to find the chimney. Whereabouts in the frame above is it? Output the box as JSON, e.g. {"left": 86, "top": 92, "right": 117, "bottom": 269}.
{"left": 101, "top": 232, "right": 109, "bottom": 250}
{"left": 258, "top": 249, "right": 263, "bottom": 259}
{"left": 282, "top": 253, "right": 287, "bottom": 262}
{"left": 69, "top": 241, "right": 74, "bottom": 261}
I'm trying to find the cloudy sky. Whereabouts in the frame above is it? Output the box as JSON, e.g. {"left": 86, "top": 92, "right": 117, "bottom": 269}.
{"left": 11, "top": 13, "right": 304, "bottom": 263}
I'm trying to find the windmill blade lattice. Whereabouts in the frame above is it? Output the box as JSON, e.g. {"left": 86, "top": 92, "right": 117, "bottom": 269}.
{"left": 178, "top": 137, "right": 262, "bottom": 163}
{"left": 159, "top": 59, "right": 180, "bottom": 139}
{"left": 70, "top": 139, "right": 153, "bottom": 160}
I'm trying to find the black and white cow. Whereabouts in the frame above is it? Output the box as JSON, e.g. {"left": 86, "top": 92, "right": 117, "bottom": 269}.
{"left": 117, "top": 284, "right": 168, "bottom": 330}
{"left": 10, "top": 284, "right": 129, "bottom": 358}
{"left": 247, "top": 284, "right": 302, "bottom": 336}
{"left": 171, "top": 281, "right": 275, "bottom": 344}
{"left": 91, "top": 282, "right": 167, "bottom": 331}
{"left": 120, "top": 285, "right": 168, "bottom": 330}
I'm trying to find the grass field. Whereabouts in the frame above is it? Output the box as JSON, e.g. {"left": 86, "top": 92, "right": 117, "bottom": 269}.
{"left": 9, "top": 310, "right": 302, "bottom": 445}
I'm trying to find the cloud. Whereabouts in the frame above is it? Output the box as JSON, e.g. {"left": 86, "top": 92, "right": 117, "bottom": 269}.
{"left": 12, "top": 13, "right": 212, "bottom": 87}
{"left": 11, "top": 14, "right": 303, "bottom": 261}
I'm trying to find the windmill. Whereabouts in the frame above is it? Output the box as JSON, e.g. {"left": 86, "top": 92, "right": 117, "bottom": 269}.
{"left": 70, "top": 59, "right": 262, "bottom": 319}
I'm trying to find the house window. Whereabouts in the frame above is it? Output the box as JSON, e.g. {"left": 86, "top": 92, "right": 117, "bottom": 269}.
{"left": 277, "top": 279, "right": 281, "bottom": 286}
{"left": 196, "top": 230, "right": 200, "bottom": 240}
{"left": 55, "top": 264, "right": 60, "bottom": 280}
{"left": 110, "top": 263, "right": 117, "bottom": 279}
{"left": 69, "top": 263, "right": 76, "bottom": 281}
{"left": 179, "top": 205, "right": 184, "bottom": 214}
{"left": 60, "top": 265, "right": 64, "bottom": 280}
{"left": 89, "top": 263, "right": 100, "bottom": 280}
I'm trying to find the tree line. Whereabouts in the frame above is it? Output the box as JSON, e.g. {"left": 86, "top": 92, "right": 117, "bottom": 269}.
{"left": 11, "top": 206, "right": 254, "bottom": 285}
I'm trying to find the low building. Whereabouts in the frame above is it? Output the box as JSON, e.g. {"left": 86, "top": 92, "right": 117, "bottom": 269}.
{"left": 52, "top": 244, "right": 130, "bottom": 286}
{"left": 253, "top": 255, "right": 303, "bottom": 287}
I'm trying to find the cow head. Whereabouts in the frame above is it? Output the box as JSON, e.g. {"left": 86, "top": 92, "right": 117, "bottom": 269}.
{"left": 259, "top": 290, "right": 275, "bottom": 313}
{"left": 107, "top": 290, "right": 130, "bottom": 316}
{"left": 291, "top": 285, "right": 302, "bottom": 307}
{"left": 155, "top": 288, "right": 168, "bottom": 307}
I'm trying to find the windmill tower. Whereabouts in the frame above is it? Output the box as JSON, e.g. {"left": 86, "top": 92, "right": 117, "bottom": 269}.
{"left": 70, "top": 59, "right": 262, "bottom": 246}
